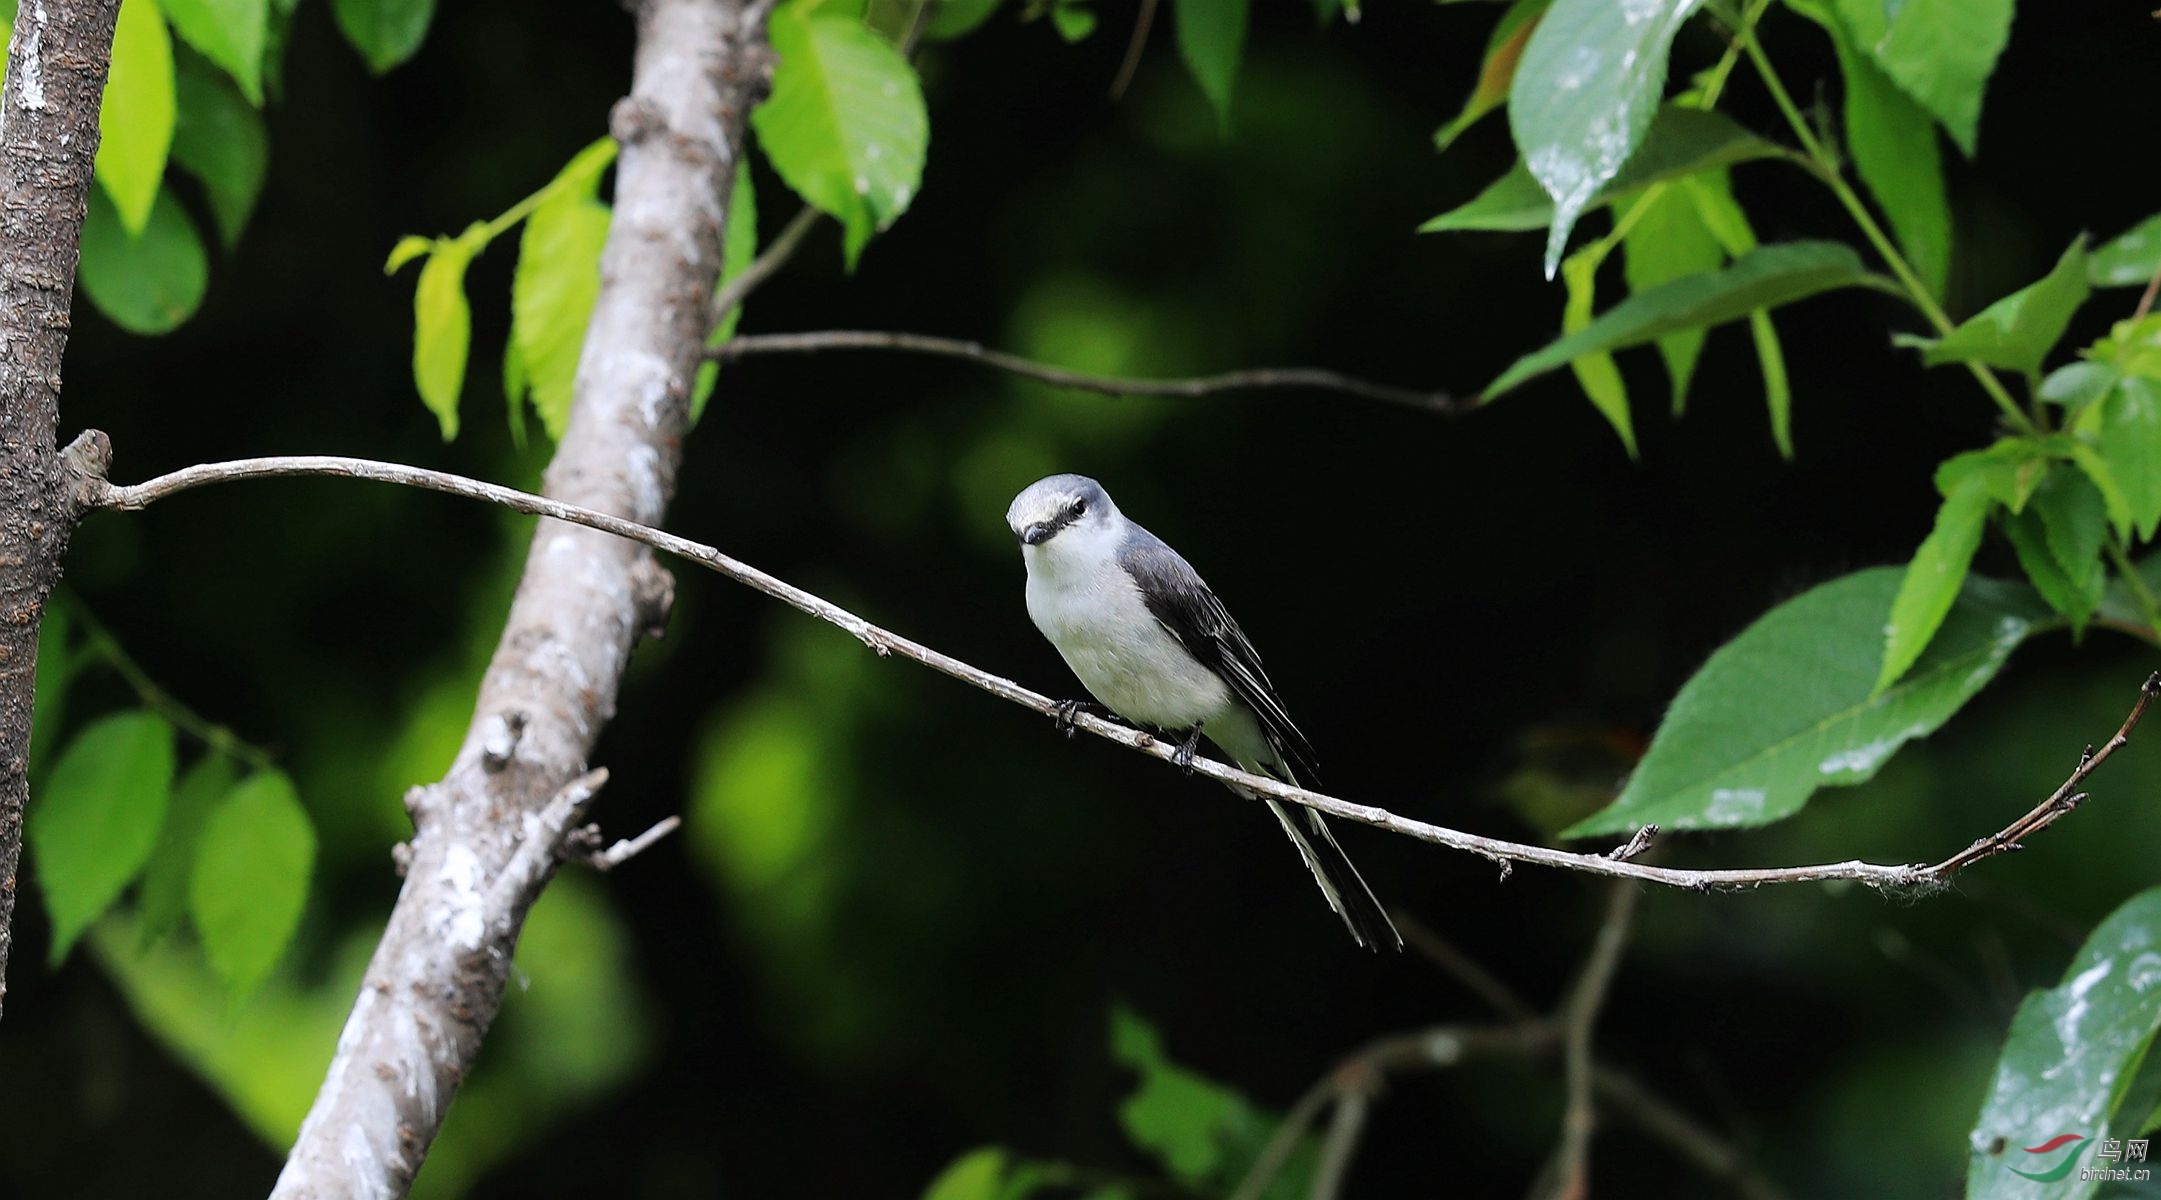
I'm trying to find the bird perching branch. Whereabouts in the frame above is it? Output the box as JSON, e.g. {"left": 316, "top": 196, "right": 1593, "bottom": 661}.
{"left": 80, "top": 451, "right": 2161, "bottom": 895}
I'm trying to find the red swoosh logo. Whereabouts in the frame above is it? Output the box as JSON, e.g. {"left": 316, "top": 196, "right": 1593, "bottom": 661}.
{"left": 2023, "top": 1134, "right": 2087, "bottom": 1154}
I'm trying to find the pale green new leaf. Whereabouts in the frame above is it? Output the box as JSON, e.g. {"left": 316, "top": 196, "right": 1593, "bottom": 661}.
{"left": 1566, "top": 569, "right": 2047, "bottom": 837}
{"left": 332, "top": 0, "right": 436, "bottom": 74}
{"left": 412, "top": 225, "right": 485, "bottom": 440}
{"left": 189, "top": 769, "right": 315, "bottom": 1001}
{"left": 920, "top": 1148, "right": 1011, "bottom": 1200}
{"left": 79, "top": 187, "right": 209, "bottom": 335}
{"left": 30, "top": 711, "right": 175, "bottom": 961}
{"left": 1877, "top": 473, "right": 1994, "bottom": 692}
{"left": 137, "top": 755, "right": 238, "bottom": 946}
{"left": 171, "top": 53, "right": 269, "bottom": 248}
{"left": 1561, "top": 250, "right": 1635, "bottom": 457}
{"left": 160, "top": 0, "right": 267, "bottom": 103}
{"left": 96, "top": 0, "right": 177, "bottom": 234}
{"left": 693, "top": 162, "right": 760, "bottom": 423}
{"left": 384, "top": 234, "right": 432, "bottom": 275}
{"left": 511, "top": 140, "right": 617, "bottom": 439}
{"left": 1968, "top": 887, "right": 2161, "bottom": 1200}
{"left": 1424, "top": 107, "right": 1778, "bottom": 234}
{"left": 1485, "top": 242, "right": 1877, "bottom": 400}
{"left": 1433, "top": 0, "right": 1547, "bottom": 152}
{"left": 1173, "top": 0, "right": 1247, "bottom": 133}
{"left": 1508, "top": 0, "right": 1705, "bottom": 276}
{"left": 1907, "top": 238, "right": 2091, "bottom": 376}
{"left": 1621, "top": 185, "right": 1722, "bottom": 415}
{"left": 2103, "top": 377, "right": 2161, "bottom": 541}
{"left": 1832, "top": 0, "right": 2011, "bottom": 157}
{"left": 753, "top": 6, "right": 928, "bottom": 268}
{"left": 2092, "top": 214, "right": 2161, "bottom": 288}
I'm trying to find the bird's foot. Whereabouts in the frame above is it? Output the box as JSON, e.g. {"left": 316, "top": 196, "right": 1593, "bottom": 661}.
{"left": 1053, "top": 699, "right": 1107, "bottom": 738}
{"left": 1172, "top": 726, "right": 1204, "bottom": 774}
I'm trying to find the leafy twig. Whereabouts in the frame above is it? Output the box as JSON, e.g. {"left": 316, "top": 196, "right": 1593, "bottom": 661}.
{"left": 66, "top": 598, "right": 276, "bottom": 770}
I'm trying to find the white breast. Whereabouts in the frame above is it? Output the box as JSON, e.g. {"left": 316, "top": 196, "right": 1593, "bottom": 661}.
{"left": 1024, "top": 544, "right": 1235, "bottom": 731}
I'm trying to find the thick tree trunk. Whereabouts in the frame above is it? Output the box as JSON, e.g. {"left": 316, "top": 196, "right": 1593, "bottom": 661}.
{"left": 269, "top": 0, "right": 771, "bottom": 1195}
{"left": 0, "top": 0, "right": 119, "bottom": 1018}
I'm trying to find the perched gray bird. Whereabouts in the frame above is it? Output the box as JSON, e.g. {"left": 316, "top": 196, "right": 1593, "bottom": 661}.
{"left": 1007, "top": 474, "right": 1401, "bottom": 950}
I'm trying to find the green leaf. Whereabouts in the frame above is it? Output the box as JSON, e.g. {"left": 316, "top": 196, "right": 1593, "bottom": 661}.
{"left": 1877, "top": 473, "right": 1994, "bottom": 692}
{"left": 1936, "top": 437, "right": 2048, "bottom": 514}
{"left": 1508, "top": 0, "right": 1706, "bottom": 276}
{"left": 170, "top": 52, "right": 268, "bottom": 248}
{"left": 1560, "top": 249, "right": 1635, "bottom": 456}
{"left": 1832, "top": 0, "right": 2010, "bottom": 158}
{"left": 694, "top": 162, "right": 760, "bottom": 424}
{"left": 753, "top": 6, "right": 928, "bottom": 269}
{"left": 2020, "top": 466, "right": 2109, "bottom": 632}
{"left": 1907, "top": 238, "right": 2091, "bottom": 376}
{"left": 137, "top": 755, "right": 238, "bottom": 946}
{"left": 924, "top": 0, "right": 1003, "bottom": 40}
{"left": 2064, "top": 439, "right": 2136, "bottom": 542}
{"left": 511, "top": 140, "right": 616, "bottom": 440}
{"left": 1433, "top": 0, "right": 1548, "bottom": 153}
{"left": 1565, "top": 569, "right": 2046, "bottom": 837}
{"left": 921, "top": 1148, "right": 1011, "bottom": 1200}
{"left": 2003, "top": 507, "right": 2087, "bottom": 635}
{"left": 2103, "top": 377, "right": 2161, "bottom": 541}
{"left": 2090, "top": 315, "right": 2161, "bottom": 382}
{"left": 189, "top": 769, "right": 315, "bottom": 1001}
{"left": 1484, "top": 241, "right": 1877, "bottom": 400}
{"left": 1621, "top": 185, "right": 1722, "bottom": 415}
{"left": 160, "top": 0, "right": 267, "bottom": 103}
{"left": 1423, "top": 107, "right": 1779, "bottom": 234}
{"left": 331, "top": 0, "right": 436, "bottom": 74}
{"left": 1172, "top": 0, "right": 1247, "bottom": 133}
{"left": 2041, "top": 361, "right": 2122, "bottom": 413}
{"left": 1752, "top": 309, "right": 1794, "bottom": 459}
{"left": 2092, "top": 214, "right": 2161, "bottom": 289}
{"left": 1968, "top": 887, "right": 2161, "bottom": 1200}
{"left": 1791, "top": 0, "right": 1949, "bottom": 297}
{"left": 1049, "top": 1, "right": 1095, "bottom": 41}
{"left": 384, "top": 234, "right": 432, "bottom": 275}
{"left": 1111, "top": 1006, "right": 1318, "bottom": 1197}
{"left": 79, "top": 186, "right": 210, "bottom": 335}
{"left": 30, "top": 711, "right": 175, "bottom": 962}
{"left": 412, "top": 225, "right": 484, "bottom": 440}
{"left": 95, "top": 0, "right": 178, "bottom": 235}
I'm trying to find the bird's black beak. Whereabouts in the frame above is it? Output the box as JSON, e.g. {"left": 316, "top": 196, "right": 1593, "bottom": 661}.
{"left": 1020, "top": 523, "right": 1052, "bottom": 546}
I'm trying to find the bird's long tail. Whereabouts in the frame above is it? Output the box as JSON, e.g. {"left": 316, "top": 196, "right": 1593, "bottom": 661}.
{"left": 1262, "top": 798, "right": 1403, "bottom": 951}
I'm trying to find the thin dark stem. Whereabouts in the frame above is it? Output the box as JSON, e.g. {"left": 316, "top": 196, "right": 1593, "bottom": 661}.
{"left": 2134, "top": 255, "right": 2161, "bottom": 324}
{"left": 67, "top": 599, "right": 276, "bottom": 770}
{"left": 1590, "top": 1068, "right": 1791, "bottom": 1200}
{"left": 713, "top": 330, "right": 1466, "bottom": 413}
{"left": 82, "top": 452, "right": 2155, "bottom": 892}
{"left": 1109, "top": 0, "right": 1157, "bottom": 98}
{"left": 1532, "top": 883, "right": 1640, "bottom": 1200}
{"left": 709, "top": 205, "right": 822, "bottom": 327}
{"left": 1394, "top": 910, "right": 1540, "bottom": 1023}
{"left": 1310, "top": 1089, "right": 1370, "bottom": 1200}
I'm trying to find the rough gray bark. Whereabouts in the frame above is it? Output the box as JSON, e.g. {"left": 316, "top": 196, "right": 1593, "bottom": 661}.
{"left": 0, "top": 0, "right": 119, "bottom": 1018}
{"left": 269, "top": 0, "right": 771, "bottom": 1194}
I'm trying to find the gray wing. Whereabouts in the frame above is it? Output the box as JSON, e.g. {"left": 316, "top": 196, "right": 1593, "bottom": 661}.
{"left": 1118, "top": 527, "right": 1322, "bottom": 785}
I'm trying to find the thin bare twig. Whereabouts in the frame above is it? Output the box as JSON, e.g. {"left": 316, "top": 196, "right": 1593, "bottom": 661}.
{"left": 584, "top": 815, "right": 682, "bottom": 870}
{"left": 709, "top": 205, "right": 823, "bottom": 327}
{"left": 1393, "top": 911, "right": 1540, "bottom": 1023}
{"left": 1532, "top": 884, "right": 1641, "bottom": 1200}
{"left": 1109, "top": 0, "right": 1158, "bottom": 98}
{"left": 2134, "top": 254, "right": 2161, "bottom": 324}
{"left": 82, "top": 453, "right": 2157, "bottom": 892}
{"left": 1310, "top": 1088, "right": 1371, "bottom": 1200}
{"left": 711, "top": 330, "right": 1468, "bottom": 414}
{"left": 1589, "top": 1067, "right": 1789, "bottom": 1200}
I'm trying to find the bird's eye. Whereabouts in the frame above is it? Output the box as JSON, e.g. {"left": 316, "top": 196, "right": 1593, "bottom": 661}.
{"left": 1069, "top": 498, "right": 1088, "bottom": 517}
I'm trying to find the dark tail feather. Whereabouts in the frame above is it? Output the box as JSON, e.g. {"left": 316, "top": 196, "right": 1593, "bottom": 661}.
{"left": 1263, "top": 799, "right": 1403, "bottom": 951}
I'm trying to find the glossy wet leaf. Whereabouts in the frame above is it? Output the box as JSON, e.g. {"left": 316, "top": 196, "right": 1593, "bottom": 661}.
{"left": 30, "top": 711, "right": 175, "bottom": 961}
{"left": 1877, "top": 473, "right": 1995, "bottom": 692}
{"left": 96, "top": 0, "right": 177, "bottom": 235}
{"left": 1833, "top": 0, "right": 2011, "bottom": 158}
{"left": 1566, "top": 569, "right": 2049, "bottom": 837}
{"left": 190, "top": 769, "right": 315, "bottom": 1002}
{"left": 1508, "top": 0, "right": 1706, "bottom": 275}
{"left": 161, "top": 0, "right": 268, "bottom": 103}
{"left": 1424, "top": 107, "right": 1777, "bottom": 234}
{"left": 1173, "top": 0, "right": 1247, "bottom": 133}
{"left": 1433, "top": 0, "right": 1547, "bottom": 153}
{"left": 2092, "top": 214, "right": 2161, "bottom": 289}
{"left": 1905, "top": 238, "right": 2090, "bottom": 376}
{"left": 512, "top": 140, "right": 616, "bottom": 439}
{"left": 1485, "top": 242, "right": 1876, "bottom": 399}
{"left": 79, "top": 187, "right": 210, "bottom": 335}
{"left": 1968, "top": 887, "right": 2161, "bottom": 1199}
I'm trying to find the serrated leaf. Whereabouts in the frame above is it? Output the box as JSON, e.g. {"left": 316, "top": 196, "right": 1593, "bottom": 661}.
{"left": 694, "top": 162, "right": 760, "bottom": 424}
{"left": 189, "top": 769, "right": 314, "bottom": 1001}
{"left": 2064, "top": 440, "right": 2135, "bottom": 542}
{"left": 2092, "top": 214, "right": 2161, "bottom": 289}
{"left": 161, "top": 0, "right": 267, "bottom": 103}
{"left": 1909, "top": 238, "right": 2091, "bottom": 376}
{"left": 2026, "top": 466, "right": 2108, "bottom": 632}
{"left": 137, "top": 755, "right": 237, "bottom": 946}
{"left": 753, "top": 7, "right": 927, "bottom": 269}
{"left": 1968, "top": 887, "right": 2161, "bottom": 1200}
{"left": 1485, "top": 241, "right": 1877, "bottom": 400}
{"left": 1565, "top": 569, "right": 2047, "bottom": 837}
{"left": 511, "top": 141, "right": 616, "bottom": 440}
{"left": 1508, "top": 0, "right": 1706, "bottom": 276}
{"left": 1423, "top": 107, "right": 1778, "bottom": 234}
{"left": 1621, "top": 185, "right": 1722, "bottom": 415}
{"left": 332, "top": 0, "right": 436, "bottom": 74}
{"left": 1433, "top": 0, "right": 1547, "bottom": 152}
{"left": 2103, "top": 377, "right": 2161, "bottom": 541}
{"left": 1831, "top": 0, "right": 2009, "bottom": 158}
{"left": 2003, "top": 507, "right": 2088, "bottom": 634}
{"left": 170, "top": 52, "right": 268, "bottom": 248}
{"left": 95, "top": 0, "right": 177, "bottom": 235}
{"left": 412, "top": 225, "right": 484, "bottom": 440}
{"left": 1173, "top": 0, "right": 1246, "bottom": 133}
{"left": 1561, "top": 249, "right": 1634, "bottom": 456}
{"left": 1877, "top": 473, "right": 1995, "bottom": 692}
{"left": 30, "top": 711, "right": 175, "bottom": 961}
{"left": 1936, "top": 437, "right": 2047, "bottom": 514}
{"left": 79, "top": 186, "right": 209, "bottom": 335}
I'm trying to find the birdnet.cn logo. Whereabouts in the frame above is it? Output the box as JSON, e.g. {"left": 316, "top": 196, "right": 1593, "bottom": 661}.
{"left": 2011, "top": 1134, "right": 2152, "bottom": 1183}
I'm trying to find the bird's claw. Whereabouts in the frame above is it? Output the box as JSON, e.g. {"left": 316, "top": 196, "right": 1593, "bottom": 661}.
{"left": 1173, "top": 726, "right": 1203, "bottom": 774}
{"left": 1054, "top": 699, "right": 1104, "bottom": 738}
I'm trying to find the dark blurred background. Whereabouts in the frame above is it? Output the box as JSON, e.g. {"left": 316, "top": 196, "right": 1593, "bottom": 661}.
{"left": 3, "top": 0, "right": 2159, "bottom": 1196}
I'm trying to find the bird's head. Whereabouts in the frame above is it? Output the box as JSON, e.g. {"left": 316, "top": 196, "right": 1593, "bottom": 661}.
{"left": 1007, "top": 474, "right": 1119, "bottom": 558}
